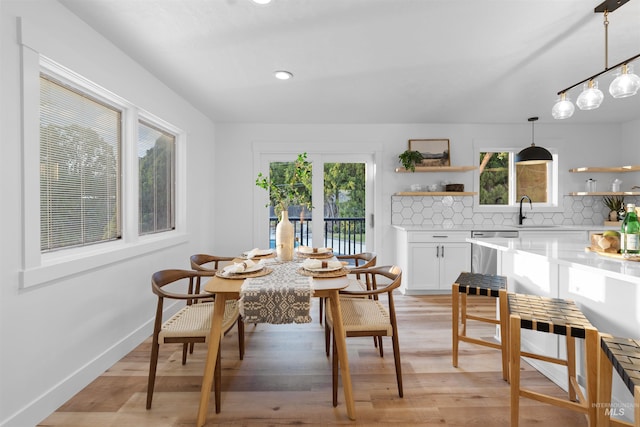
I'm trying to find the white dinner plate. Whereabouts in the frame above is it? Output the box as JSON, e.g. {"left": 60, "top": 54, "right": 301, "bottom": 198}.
{"left": 228, "top": 263, "right": 264, "bottom": 274}
{"left": 243, "top": 249, "right": 273, "bottom": 257}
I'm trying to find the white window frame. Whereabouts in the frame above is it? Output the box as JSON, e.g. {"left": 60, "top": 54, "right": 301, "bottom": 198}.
{"left": 472, "top": 139, "right": 562, "bottom": 213}
{"left": 20, "top": 50, "right": 187, "bottom": 289}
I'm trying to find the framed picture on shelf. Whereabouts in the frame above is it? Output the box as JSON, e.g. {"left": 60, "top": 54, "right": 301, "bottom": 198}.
{"left": 409, "top": 139, "right": 450, "bottom": 167}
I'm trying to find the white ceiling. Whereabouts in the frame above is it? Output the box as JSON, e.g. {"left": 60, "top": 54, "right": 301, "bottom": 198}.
{"left": 59, "top": 0, "right": 640, "bottom": 124}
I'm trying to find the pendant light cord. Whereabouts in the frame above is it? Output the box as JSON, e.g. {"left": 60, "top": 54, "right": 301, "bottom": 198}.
{"left": 604, "top": 10, "right": 609, "bottom": 69}
{"left": 528, "top": 116, "right": 538, "bottom": 146}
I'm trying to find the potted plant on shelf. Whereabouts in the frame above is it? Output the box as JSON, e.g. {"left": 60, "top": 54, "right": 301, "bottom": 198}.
{"left": 398, "top": 149, "right": 424, "bottom": 172}
{"left": 602, "top": 195, "right": 625, "bottom": 222}
{"left": 256, "top": 153, "right": 312, "bottom": 261}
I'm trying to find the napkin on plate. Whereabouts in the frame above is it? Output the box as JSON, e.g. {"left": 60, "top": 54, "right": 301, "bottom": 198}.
{"left": 245, "top": 248, "right": 260, "bottom": 259}
{"left": 222, "top": 259, "right": 258, "bottom": 276}
{"left": 302, "top": 258, "right": 343, "bottom": 270}
{"left": 298, "top": 246, "right": 332, "bottom": 254}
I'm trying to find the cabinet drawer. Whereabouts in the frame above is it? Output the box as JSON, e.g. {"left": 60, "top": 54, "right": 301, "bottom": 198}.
{"left": 408, "top": 231, "right": 470, "bottom": 243}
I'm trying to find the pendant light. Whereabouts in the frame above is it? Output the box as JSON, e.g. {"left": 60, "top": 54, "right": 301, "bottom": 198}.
{"left": 552, "top": 1, "right": 640, "bottom": 119}
{"left": 551, "top": 92, "right": 575, "bottom": 119}
{"left": 609, "top": 64, "right": 640, "bottom": 98}
{"left": 576, "top": 80, "right": 604, "bottom": 110}
{"left": 515, "top": 117, "right": 553, "bottom": 164}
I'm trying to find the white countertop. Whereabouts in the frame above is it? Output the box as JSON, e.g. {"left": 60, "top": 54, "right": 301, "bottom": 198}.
{"left": 393, "top": 224, "right": 616, "bottom": 232}
{"left": 467, "top": 236, "right": 640, "bottom": 282}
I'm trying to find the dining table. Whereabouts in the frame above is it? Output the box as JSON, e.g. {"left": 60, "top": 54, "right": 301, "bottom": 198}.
{"left": 195, "top": 256, "right": 356, "bottom": 427}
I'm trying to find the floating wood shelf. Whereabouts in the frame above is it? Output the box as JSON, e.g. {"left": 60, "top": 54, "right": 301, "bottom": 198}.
{"left": 394, "top": 191, "right": 477, "bottom": 196}
{"left": 569, "top": 165, "right": 640, "bottom": 173}
{"left": 395, "top": 166, "right": 477, "bottom": 173}
{"left": 568, "top": 191, "right": 640, "bottom": 196}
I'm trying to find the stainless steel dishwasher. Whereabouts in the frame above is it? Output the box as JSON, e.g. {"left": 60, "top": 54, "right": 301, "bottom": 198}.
{"left": 471, "top": 230, "right": 519, "bottom": 275}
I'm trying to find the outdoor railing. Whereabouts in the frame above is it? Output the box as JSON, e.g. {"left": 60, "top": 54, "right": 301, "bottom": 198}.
{"left": 268, "top": 217, "right": 365, "bottom": 255}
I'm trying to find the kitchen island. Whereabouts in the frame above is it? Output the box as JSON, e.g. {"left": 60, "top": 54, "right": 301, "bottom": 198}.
{"left": 467, "top": 234, "right": 640, "bottom": 423}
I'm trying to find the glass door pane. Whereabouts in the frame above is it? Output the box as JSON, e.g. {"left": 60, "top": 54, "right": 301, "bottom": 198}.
{"left": 264, "top": 160, "right": 312, "bottom": 249}
{"left": 323, "top": 162, "right": 366, "bottom": 255}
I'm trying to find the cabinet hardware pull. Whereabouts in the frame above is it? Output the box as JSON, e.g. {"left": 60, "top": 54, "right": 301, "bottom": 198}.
{"left": 441, "top": 245, "right": 445, "bottom": 257}
{"left": 432, "top": 235, "right": 448, "bottom": 238}
{"left": 436, "top": 245, "right": 440, "bottom": 258}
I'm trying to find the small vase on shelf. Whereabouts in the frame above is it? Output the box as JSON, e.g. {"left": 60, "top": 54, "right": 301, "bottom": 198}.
{"left": 275, "top": 210, "right": 294, "bottom": 261}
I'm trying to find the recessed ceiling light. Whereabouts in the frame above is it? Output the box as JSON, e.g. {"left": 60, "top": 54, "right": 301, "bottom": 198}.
{"left": 252, "top": 0, "right": 271, "bottom": 4}
{"left": 274, "top": 70, "right": 293, "bottom": 80}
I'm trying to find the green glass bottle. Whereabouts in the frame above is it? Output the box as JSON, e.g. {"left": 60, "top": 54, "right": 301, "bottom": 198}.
{"left": 620, "top": 203, "right": 640, "bottom": 256}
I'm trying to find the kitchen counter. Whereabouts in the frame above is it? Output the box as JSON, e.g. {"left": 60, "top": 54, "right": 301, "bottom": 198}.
{"left": 393, "top": 224, "right": 617, "bottom": 232}
{"left": 469, "top": 234, "right": 639, "bottom": 423}
{"left": 467, "top": 235, "right": 640, "bottom": 282}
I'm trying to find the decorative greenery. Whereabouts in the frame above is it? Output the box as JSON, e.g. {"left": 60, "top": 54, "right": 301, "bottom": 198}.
{"left": 602, "top": 195, "right": 625, "bottom": 213}
{"left": 398, "top": 150, "right": 423, "bottom": 172}
{"left": 256, "top": 152, "right": 312, "bottom": 216}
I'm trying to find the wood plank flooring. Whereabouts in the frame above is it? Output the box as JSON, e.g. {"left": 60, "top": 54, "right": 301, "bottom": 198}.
{"left": 39, "top": 295, "right": 588, "bottom": 426}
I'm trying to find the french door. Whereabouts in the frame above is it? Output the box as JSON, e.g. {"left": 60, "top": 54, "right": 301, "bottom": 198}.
{"left": 254, "top": 152, "right": 375, "bottom": 255}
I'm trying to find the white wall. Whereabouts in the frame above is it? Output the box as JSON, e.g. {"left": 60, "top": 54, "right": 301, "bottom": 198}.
{"left": 621, "top": 118, "right": 640, "bottom": 160}
{"left": 0, "top": 1, "right": 217, "bottom": 426}
{"left": 213, "top": 122, "right": 630, "bottom": 265}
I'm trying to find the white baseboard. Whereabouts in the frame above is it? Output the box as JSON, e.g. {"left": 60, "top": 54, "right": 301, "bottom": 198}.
{"left": 0, "top": 318, "right": 157, "bottom": 427}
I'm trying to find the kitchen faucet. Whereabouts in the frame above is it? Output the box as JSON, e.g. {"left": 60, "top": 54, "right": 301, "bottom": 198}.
{"left": 519, "top": 195, "right": 532, "bottom": 225}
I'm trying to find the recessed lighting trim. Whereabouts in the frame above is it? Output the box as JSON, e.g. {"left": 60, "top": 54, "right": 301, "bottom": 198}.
{"left": 274, "top": 70, "right": 293, "bottom": 80}
{"left": 252, "top": 0, "right": 272, "bottom": 4}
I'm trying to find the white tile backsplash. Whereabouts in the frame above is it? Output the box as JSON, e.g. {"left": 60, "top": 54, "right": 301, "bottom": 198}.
{"left": 391, "top": 195, "right": 639, "bottom": 227}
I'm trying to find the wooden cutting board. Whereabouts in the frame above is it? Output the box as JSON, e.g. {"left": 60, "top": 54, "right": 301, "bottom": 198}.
{"left": 585, "top": 247, "right": 640, "bottom": 262}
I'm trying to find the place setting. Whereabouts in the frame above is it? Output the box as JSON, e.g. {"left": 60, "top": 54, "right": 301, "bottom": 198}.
{"left": 216, "top": 258, "right": 273, "bottom": 279}
{"left": 296, "top": 245, "right": 334, "bottom": 259}
{"left": 297, "top": 256, "right": 348, "bottom": 278}
{"left": 241, "top": 247, "right": 275, "bottom": 260}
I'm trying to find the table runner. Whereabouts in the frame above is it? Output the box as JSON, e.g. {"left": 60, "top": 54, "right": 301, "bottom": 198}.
{"left": 239, "top": 260, "right": 312, "bottom": 324}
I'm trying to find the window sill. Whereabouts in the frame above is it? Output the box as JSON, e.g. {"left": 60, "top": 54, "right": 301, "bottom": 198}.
{"left": 20, "top": 232, "right": 188, "bottom": 289}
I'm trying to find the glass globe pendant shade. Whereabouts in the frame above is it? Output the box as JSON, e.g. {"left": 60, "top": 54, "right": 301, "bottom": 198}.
{"left": 551, "top": 93, "right": 575, "bottom": 119}
{"left": 576, "top": 80, "right": 604, "bottom": 110}
{"left": 609, "top": 64, "right": 640, "bottom": 98}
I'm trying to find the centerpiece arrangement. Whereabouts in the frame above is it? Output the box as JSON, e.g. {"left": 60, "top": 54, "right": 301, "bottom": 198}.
{"left": 256, "top": 153, "right": 312, "bottom": 261}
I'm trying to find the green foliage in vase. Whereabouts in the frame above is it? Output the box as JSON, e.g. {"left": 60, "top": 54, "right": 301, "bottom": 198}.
{"left": 256, "top": 152, "right": 313, "bottom": 216}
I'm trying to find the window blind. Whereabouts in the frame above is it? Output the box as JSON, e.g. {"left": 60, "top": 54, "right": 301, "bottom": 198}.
{"left": 40, "top": 75, "right": 121, "bottom": 251}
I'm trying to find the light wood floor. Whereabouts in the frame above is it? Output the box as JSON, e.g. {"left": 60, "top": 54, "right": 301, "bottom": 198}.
{"left": 39, "top": 295, "right": 588, "bottom": 426}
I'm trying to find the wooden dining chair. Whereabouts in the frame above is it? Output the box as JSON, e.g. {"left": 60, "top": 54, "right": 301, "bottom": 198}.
{"left": 319, "top": 252, "right": 377, "bottom": 325}
{"left": 190, "top": 253, "right": 245, "bottom": 359}
{"left": 190, "top": 254, "right": 236, "bottom": 272}
{"left": 326, "top": 265, "right": 403, "bottom": 407}
{"left": 146, "top": 269, "right": 242, "bottom": 413}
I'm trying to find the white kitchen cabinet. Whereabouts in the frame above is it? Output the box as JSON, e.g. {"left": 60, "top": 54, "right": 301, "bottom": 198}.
{"left": 396, "top": 230, "right": 471, "bottom": 294}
